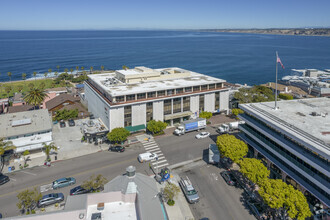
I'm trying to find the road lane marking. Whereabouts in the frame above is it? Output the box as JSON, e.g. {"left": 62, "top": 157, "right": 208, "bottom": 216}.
{"left": 152, "top": 159, "right": 167, "bottom": 165}
{"left": 154, "top": 163, "right": 169, "bottom": 169}
{"left": 143, "top": 142, "right": 157, "bottom": 147}
{"left": 40, "top": 184, "right": 53, "bottom": 193}
{"left": 148, "top": 149, "right": 161, "bottom": 153}
{"left": 11, "top": 178, "right": 16, "bottom": 181}
{"left": 0, "top": 157, "right": 137, "bottom": 198}
{"left": 145, "top": 146, "right": 159, "bottom": 150}
{"left": 21, "top": 171, "right": 37, "bottom": 176}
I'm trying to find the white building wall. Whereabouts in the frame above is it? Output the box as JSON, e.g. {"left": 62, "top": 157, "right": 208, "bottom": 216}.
{"left": 190, "top": 95, "right": 199, "bottom": 114}
{"left": 153, "top": 101, "right": 164, "bottom": 121}
{"left": 84, "top": 83, "right": 111, "bottom": 129}
{"left": 204, "top": 93, "right": 215, "bottom": 112}
{"left": 219, "top": 90, "right": 229, "bottom": 113}
{"left": 132, "top": 103, "right": 146, "bottom": 126}
{"left": 109, "top": 107, "right": 124, "bottom": 130}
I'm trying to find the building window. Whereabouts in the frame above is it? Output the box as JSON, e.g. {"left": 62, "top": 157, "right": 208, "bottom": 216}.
{"left": 215, "top": 92, "right": 220, "bottom": 110}
{"left": 216, "top": 83, "right": 223, "bottom": 88}
{"left": 147, "top": 92, "right": 156, "bottom": 98}
{"left": 164, "top": 99, "right": 172, "bottom": 115}
{"left": 185, "top": 87, "right": 192, "bottom": 93}
{"left": 115, "top": 96, "right": 124, "bottom": 103}
{"left": 173, "top": 98, "right": 181, "bottom": 114}
{"left": 124, "top": 106, "right": 132, "bottom": 127}
{"left": 176, "top": 88, "right": 183, "bottom": 94}
{"left": 157, "top": 90, "right": 165, "bottom": 97}
{"left": 126, "top": 94, "right": 136, "bottom": 101}
{"left": 183, "top": 97, "right": 190, "bottom": 111}
{"left": 167, "top": 89, "right": 174, "bottom": 96}
{"left": 137, "top": 93, "right": 146, "bottom": 100}
{"left": 146, "top": 102, "right": 153, "bottom": 122}
{"left": 193, "top": 86, "right": 200, "bottom": 92}
{"left": 209, "top": 84, "right": 215, "bottom": 89}
{"left": 199, "top": 95, "right": 204, "bottom": 111}
{"left": 201, "top": 85, "right": 208, "bottom": 91}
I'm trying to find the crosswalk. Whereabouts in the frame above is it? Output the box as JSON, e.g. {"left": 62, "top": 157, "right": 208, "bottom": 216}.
{"left": 139, "top": 137, "right": 169, "bottom": 170}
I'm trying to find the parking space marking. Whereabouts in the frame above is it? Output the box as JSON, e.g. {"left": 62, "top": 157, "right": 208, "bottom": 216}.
{"left": 40, "top": 184, "right": 53, "bottom": 193}
{"left": 143, "top": 143, "right": 157, "bottom": 147}
{"left": 21, "top": 171, "right": 37, "bottom": 176}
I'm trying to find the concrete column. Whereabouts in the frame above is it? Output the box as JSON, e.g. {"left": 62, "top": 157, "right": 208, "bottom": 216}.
{"left": 253, "top": 149, "right": 259, "bottom": 158}
{"left": 282, "top": 172, "right": 287, "bottom": 182}
{"left": 181, "top": 97, "right": 183, "bottom": 112}
{"left": 171, "top": 99, "right": 173, "bottom": 114}
{"left": 266, "top": 160, "right": 271, "bottom": 169}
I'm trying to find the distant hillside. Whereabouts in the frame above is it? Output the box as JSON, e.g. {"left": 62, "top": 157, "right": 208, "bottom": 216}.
{"left": 201, "top": 28, "right": 330, "bottom": 36}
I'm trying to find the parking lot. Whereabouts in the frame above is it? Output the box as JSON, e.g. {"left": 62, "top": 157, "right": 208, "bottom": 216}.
{"left": 175, "top": 162, "right": 255, "bottom": 220}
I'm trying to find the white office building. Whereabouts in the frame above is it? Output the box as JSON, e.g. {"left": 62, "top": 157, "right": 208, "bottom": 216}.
{"left": 84, "top": 66, "right": 229, "bottom": 132}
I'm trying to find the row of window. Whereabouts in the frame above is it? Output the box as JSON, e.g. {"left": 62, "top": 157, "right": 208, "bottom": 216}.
{"left": 244, "top": 133, "right": 330, "bottom": 203}
{"left": 114, "top": 83, "right": 223, "bottom": 103}
{"left": 7, "top": 131, "right": 51, "bottom": 140}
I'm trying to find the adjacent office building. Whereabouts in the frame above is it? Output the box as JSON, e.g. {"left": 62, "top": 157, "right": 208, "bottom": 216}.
{"left": 84, "top": 66, "right": 229, "bottom": 131}
{"left": 238, "top": 98, "right": 330, "bottom": 208}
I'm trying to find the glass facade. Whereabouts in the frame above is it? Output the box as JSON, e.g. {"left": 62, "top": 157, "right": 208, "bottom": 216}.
{"left": 137, "top": 93, "right": 146, "bottom": 100}
{"left": 199, "top": 95, "right": 204, "bottom": 111}
{"left": 209, "top": 84, "right": 215, "bottom": 89}
{"left": 146, "top": 102, "right": 153, "bottom": 122}
{"left": 201, "top": 85, "right": 208, "bottom": 91}
{"left": 176, "top": 88, "right": 183, "bottom": 94}
{"left": 115, "top": 96, "right": 124, "bottom": 102}
{"left": 164, "top": 99, "right": 172, "bottom": 115}
{"left": 173, "top": 98, "right": 181, "bottom": 113}
{"left": 126, "top": 94, "right": 135, "bottom": 101}
{"left": 147, "top": 92, "right": 156, "bottom": 98}
{"left": 167, "top": 89, "right": 174, "bottom": 96}
{"left": 215, "top": 92, "right": 220, "bottom": 110}
{"left": 157, "top": 90, "right": 165, "bottom": 97}
{"left": 193, "top": 86, "right": 200, "bottom": 92}
{"left": 183, "top": 97, "right": 190, "bottom": 111}
{"left": 124, "top": 106, "right": 132, "bottom": 127}
{"left": 185, "top": 87, "right": 192, "bottom": 93}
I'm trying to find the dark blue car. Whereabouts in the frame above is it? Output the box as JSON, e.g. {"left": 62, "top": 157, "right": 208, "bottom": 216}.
{"left": 70, "top": 185, "right": 91, "bottom": 196}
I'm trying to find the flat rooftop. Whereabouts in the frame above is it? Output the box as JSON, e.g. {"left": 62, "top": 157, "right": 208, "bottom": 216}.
{"left": 0, "top": 109, "right": 52, "bottom": 138}
{"left": 239, "top": 98, "right": 330, "bottom": 159}
{"left": 88, "top": 67, "right": 225, "bottom": 96}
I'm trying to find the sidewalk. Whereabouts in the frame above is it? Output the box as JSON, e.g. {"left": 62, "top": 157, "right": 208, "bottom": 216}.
{"left": 155, "top": 171, "right": 195, "bottom": 220}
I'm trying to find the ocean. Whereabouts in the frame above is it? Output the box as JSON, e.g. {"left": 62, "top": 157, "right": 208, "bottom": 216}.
{"left": 0, "top": 30, "right": 329, "bottom": 85}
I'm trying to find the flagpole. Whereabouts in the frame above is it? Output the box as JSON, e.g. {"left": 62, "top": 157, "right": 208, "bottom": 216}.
{"left": 275, "top": 51, "right": 278, "bottom": 110}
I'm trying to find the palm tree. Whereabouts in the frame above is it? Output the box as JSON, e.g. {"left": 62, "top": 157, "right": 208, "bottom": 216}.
{"left": 90, "top": 66, "right": 93, "bottom": 74}
{"left": 42, "top": 142, "right": 57, "bottom": 162}
{"left": 76, "top": 66, "right": 79, "bottom": 76}
{"left": 7, "top": 72, "right": 12, "bottom": 82}
{"left": 64, "top": 68, "right": 68, "bottom": 74}
{"left": 33, "top": 72, "right": 37, "bottom": 82}
{"left": 22, "top": 73, "right": 27, "bottom": 88}
{"left": 0, "top": 138, "right": 16, "bottom": 172}
{"left": 54, "top": 71, "right": 58, "bottom": 78}
{"left": 101, "top": 65, "right": 104, "bottom": 72}
{"left": 56, "top": 65, "right": 60, "bottom": 73}
{"left": 44, "top": 72, "right": 48, "bottom": 78}
{"left": 23, "top": 88, "right": 49, "bottom": 109}
{"left": 70, "top": 68, "right": 73, "bottom": 75}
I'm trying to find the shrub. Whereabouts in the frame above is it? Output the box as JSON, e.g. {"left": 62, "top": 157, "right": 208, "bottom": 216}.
{"left": 31, "top": 210, "right": 36, "bottom": 214}
{"left": 279, "top": 93, "right": 293, "bottom": 100}
{"left": 167, "top": 199, "right": 175, "bottom": 206}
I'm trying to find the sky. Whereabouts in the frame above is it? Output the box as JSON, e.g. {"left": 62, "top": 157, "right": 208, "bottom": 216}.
{"left": 0, "top": 0, "right": 329, "bottom": 30}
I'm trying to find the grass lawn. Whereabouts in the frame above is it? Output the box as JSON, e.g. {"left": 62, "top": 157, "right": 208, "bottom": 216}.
{"left": 0, "top": 79, "right": 72, "bottom": 99}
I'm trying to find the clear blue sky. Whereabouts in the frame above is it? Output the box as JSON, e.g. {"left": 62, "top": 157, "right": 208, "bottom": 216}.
{"left": 0, "top": 0, "right": 329, "bottom": 30}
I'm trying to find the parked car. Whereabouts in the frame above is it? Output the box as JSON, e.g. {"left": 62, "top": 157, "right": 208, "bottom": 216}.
{"left": 59, "top": 120, "right": 66, "bottom": 128}
{"left": 221, "top": 171, "right": 237, "bottom": 186}
{"left": 52, "top": 177, "right": 76, "bottom": 189}
{"left": 68, "top": 119, "right": 75, "bottom": 127}
{"left": 179, "top": 176, "right": 199, "bottom": 204}
{"left": 195, "top": 132, "right": 210, "bottom": 139}
{"left": 138, "top": 152, "right": 158, "bottom": 163}
{"left": 108, "top": 146, "right": 125, "bottom": 152}
{"left": 70, "top": 185, "right": 91, "bottom": 196}
{"left": 0, "top": 174, "right": 9, "bottom": 185}
{"left": 37, "top": 193, "right": 64, "bottom": 208}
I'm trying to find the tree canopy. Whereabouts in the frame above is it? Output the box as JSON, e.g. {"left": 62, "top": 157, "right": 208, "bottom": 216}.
{"left": 234, "top": 85, "right": 275, "bottom": 104}
{"left": 231, "top": 108, "right": 244, "bottom": 116}
{"left": 16, "top": 187, "right": 42, "bottom": 213}
{"left": 107, "top": 127, "right": 130, "bottom": 143}
{"left": 279, "top": 93, "right": 293, "bottom": 100}
{"left": 54, "top": 109, "right": 79, "bottom": 121}
{"left": 216, "top": 134, "right": 248, "bottom": 163}
{"left": 147, "top": 120, "right": 167, "bottom": 135}
{"left": 23, "top": 88, "right": 49, "bottom": 108}
{"left": 81, "top": 174, "right": 108, "bottom": 191}
{"left": 0, "top": 138, "right": 16, "bottom": 171}
{"left": 43, "top": 142, "right": 57, "bottom": 161}
{"left": 199, "top": 111, "right": 213, "bottom": 120}
{"left": 259, "top": 179, "right": 311, "bottom": 220}
{"left": 239, "top": 158, "right": 270, "bottom": 184}
{"left": 163, "top": 182, "right": 180, "bottom": 202}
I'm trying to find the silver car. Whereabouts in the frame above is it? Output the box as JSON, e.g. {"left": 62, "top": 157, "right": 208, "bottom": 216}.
{"left": 52, "top": 177, "right": 76, "bottom": 189}
{"left": 179, "top": 176, "right": 199, "bottom": 204}
{"left": 37, "top": 193, "right": 64, "bottom": 208}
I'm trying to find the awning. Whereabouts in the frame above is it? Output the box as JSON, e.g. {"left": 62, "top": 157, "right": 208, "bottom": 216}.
{"left": 164, "top": 111, "right": 192, "bottom": 121}
{"left": 125, "top": 124, "right": 146, "bottom": 133}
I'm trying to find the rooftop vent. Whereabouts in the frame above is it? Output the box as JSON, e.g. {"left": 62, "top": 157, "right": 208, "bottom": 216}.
{"left": 91, "top": 212, "right": 102, "bottom": 220}
{"left": 126, "top": 166, "right": 136, "bottom": 177}
{"left": 311, "top": 112, "right": 321, "bottom": 116}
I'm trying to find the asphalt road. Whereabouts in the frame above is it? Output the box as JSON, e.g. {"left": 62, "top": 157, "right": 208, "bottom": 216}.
{"left": 176, "top": 162, "right": 255, "bottom": 220}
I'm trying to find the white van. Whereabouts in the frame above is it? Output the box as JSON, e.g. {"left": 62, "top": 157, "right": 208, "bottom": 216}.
{"left": 138, "top": 152, "right": 158, "bottom": 163}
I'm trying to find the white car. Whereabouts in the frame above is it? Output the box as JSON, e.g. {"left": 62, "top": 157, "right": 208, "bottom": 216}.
{"left": 195, "top": 132, "right": 210, "bottom": 139}
{"left": 138, "top": 152, "right": 158, "bottom": 163}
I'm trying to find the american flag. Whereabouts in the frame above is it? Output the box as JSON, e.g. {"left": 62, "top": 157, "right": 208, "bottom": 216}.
{"left": 277, "top": 55, "right": 285, "bottom": 69}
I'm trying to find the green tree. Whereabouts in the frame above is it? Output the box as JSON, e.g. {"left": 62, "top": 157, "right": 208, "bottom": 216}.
{"left": 259, "top": 179, "right": 311, "bottom": 220}
{"left": 81, "top": 174, "right": 108, "bottom": 191}
{"left": 0, "top": 138, "right": 16, "bottom": 171}
{"left": 54, "top": 109, "right": 79, "bottom": 121}
{"left": 70, "top": 68, "right": 73, "bottom": 74}
{"left": 122, "top": 65, "right": 129, "bottom": 70}
{"left": 16, "top": 187, "right": 42, "bottom": 213}
{"left": 76, "top": 66, "right": 79, "bottom": 76}
{"left": 44, "top": 72, "right": 48, "bottom": 78}
{"left": 4, "top": 85, "right": 12, "bottom": 97}
{"left": 234, "top": 85, "right": 275, "bottom": 104}
{"left": 22, "top": 73, "right": 27, "bottom": 81}
{"left": 90, "top": 66, "right": 93, "bottom": 73}
{"left": 33, "top": 72, "right": 37, "bottom": 82}
{"left": 81, "top": 66, "right": 84, "bottom": 71}
{"left": 42, "top": 142, "right": 57, "bottom": 161}
{"left": 17, "top": 85, "right": 24, "bottom": 92}
{"left": 216, "top": 134, "right": 248, "bottom": 163}
{"left": 279, "top": 93, "right": 293, "bottom": 100}
{"left": 56, "top": 65, "right": 60, "bottom": 73}
{"left": 28, "top": 83, "right": 34, "bottom": 90}
{"left": 163, "top": 182, "right": 180, "bottom": 205}
{"left": 238, "top": 158, "right": 270, "bottom": 184}
{"left": 48, "top": 69, "right": 52, "bottom": 74}
{"left": 147, "top": 120, "right": 167, "bottom": 135}
{"left": 101, "top": 65, "right": 104, "bottom": 72}
{"left": 106, "top": 128, "right": 130, "bottom": 144}
{"left": 232, "top": 108, "right": 244, "bottom": 116}
{"left": 22, "top": 150, "right": 30, "bottom": 167}
{"left": 23, "top": 88, "right": 49, "bottom": 109}
{"left": 199, "top": 111, "right": 212, "bottom": 120}
{"left": 64, "top": 68, "right": 68, "bottom": 74}
{"left": 54, "top": 71, "right": 58, "bottom": 77}
{"left": 7, "top": 72, "right": 12, "bottom": 82}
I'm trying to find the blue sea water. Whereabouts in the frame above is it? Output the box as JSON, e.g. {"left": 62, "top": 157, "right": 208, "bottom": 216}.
{"left": 0, "top": 30, "right": 329, "bottom": 85}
